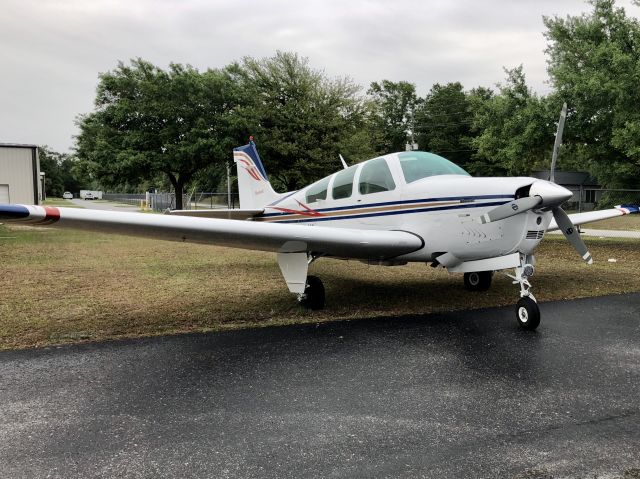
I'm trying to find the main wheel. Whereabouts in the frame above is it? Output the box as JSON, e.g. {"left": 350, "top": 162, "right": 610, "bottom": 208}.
{"left": 299, "top": 275, "right": 325, "bottom": 310}
{"left": 516, "top": 296, "right": 540, "bottom": 330}
{"left": 464, "top": 271, "right": 492, "bottom": 291}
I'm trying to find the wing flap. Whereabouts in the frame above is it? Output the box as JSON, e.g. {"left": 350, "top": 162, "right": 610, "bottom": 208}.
{"left": 0, "top": 204, "right": 423, "bottom": 260}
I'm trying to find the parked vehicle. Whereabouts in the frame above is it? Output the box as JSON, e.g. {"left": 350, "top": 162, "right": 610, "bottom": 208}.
{"left": 80, "top": 190, "right": 103, "bottom": 200}
{"left": 62, "top": 192, "right": 73, "bottom": 199}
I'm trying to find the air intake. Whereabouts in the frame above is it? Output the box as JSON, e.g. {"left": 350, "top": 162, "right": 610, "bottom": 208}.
{"left": 526, "top": 230, "right": 544, "bottom": 240}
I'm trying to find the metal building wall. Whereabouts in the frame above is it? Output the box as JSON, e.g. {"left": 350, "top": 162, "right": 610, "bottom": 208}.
{"left": 0, "top": 144, "right": 40, "bottom": 204}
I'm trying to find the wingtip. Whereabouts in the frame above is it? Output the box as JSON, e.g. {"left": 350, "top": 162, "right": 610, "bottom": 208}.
{"left": 615, "top": 204, "right": 640, "bottom": 215}
{"left": 0, "top": 204, "right": 30, "bottom": 220}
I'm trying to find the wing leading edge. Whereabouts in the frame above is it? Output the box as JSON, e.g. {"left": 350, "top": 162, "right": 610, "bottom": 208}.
{"left": 0, "top": 204, "right": 424, "bottom": 260}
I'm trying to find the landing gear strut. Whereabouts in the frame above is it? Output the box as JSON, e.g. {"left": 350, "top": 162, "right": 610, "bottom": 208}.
{"left": 506, "top": 254, "right": 540, "bottom": 330}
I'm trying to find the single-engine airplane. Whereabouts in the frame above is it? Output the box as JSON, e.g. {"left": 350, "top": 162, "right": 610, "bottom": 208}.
{"left": 1, "top": 112, "right": 638, "bottom": 330}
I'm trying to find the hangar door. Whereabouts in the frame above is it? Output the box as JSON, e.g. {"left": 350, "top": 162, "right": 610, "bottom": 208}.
{"left": 0, "top": 185, "right": 9, "bottom": 203}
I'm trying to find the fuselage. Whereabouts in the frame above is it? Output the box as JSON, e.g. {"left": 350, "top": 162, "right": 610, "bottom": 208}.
{"left": 255, "top": 151, "right": 554, "bottom": 263}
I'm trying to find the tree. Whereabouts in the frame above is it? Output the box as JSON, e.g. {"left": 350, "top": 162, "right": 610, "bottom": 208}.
{"left": 232, "top": 52, "right": 369, "bottom": 191}
{"left": 470, "top": 66, "right": 554, "bottom": 176}
{"left": 38, "top": 146, "right": 87, "bottom": 197}
{"left": 76, "top": 59, "right": 244, "bottom": 209}
{"left": 367, "top": 80, "right": 419, "bottom": 154}
{"left": 414, "top": 82, "right": 475, "bottom": 169}
{"left": 544, "top": 0, "right": 640, "bottom": 188}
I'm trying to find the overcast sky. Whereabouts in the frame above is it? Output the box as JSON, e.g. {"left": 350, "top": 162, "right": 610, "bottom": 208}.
{"left": 1, "top": 0, "right": 638, "bottom": 153}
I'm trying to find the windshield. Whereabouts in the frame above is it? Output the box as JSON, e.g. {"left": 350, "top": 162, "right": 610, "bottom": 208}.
{"left": 398, "top": 151, "right": 470, "bottom": 183}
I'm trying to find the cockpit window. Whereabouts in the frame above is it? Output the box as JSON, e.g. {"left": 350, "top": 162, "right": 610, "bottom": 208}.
{"left": 398, "top": 151, "right": 470, "bottom": 183}
{"left": 305, "top": 176, "right": 330, "bottom": 203}
{"left": 359, "top": 158, "right": 396, "bottom": 195}
{"left": 332, "top": 165, "right": 357, "bottom": 199}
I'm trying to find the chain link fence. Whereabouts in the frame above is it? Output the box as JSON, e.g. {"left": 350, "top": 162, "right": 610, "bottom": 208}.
{"left": 103, "top": 192, "right": 239, "bottom": 212}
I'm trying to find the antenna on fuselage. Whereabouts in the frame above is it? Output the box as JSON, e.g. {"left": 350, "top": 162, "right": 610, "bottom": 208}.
{"left": 339, "top": 154, "right": 348, "bottom": 169}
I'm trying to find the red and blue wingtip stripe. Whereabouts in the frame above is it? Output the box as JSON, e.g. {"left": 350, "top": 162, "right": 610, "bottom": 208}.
{"left": 615, "top": 204, "right": 640, "bottom": 214}
{"left": 233, "top": 141, "right": 269, "bottom": 181}
{"left": 0, "top": 204, "right": 60, "bottom": 224}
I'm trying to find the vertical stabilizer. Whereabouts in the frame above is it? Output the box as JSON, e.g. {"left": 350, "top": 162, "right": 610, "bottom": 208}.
{"left": 233, "top": 141, "right": 280, "bottom": 209}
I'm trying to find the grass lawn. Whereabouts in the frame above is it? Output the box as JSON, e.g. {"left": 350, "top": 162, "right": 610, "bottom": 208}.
{"left": 585, "top": 213, "right": 640, "bottom": 231}
{"left": 1, "top": 223, "right": 639, "bottom": 350}
{"left": 43, "top": 198, "right": 84, "bottom": 208}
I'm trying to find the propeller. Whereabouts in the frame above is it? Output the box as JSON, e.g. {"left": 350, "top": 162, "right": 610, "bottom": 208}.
{"left": 478, "top": 196, "right": 542, "bottom": 224}
{"left": 478, "top": 102, "right": 593, "bottom": 264}
{"left": 552, "top": 206, "right": 593, "bottom": 264}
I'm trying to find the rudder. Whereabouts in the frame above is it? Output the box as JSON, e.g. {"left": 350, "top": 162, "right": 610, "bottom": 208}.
{"left": 233, "top": 140, "right": 280, "bottom": 209}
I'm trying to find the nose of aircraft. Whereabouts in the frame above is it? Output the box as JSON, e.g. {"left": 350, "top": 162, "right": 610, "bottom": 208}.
{"left": 529, "top": 180, "right": 573, "bottom": 206}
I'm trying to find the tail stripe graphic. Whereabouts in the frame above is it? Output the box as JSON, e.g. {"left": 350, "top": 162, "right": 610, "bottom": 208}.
{"left": 233, "top": 140, "right": 280, "bottom": 209}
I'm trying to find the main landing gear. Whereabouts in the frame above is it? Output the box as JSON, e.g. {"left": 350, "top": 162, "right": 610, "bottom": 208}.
{"left": 298, "top": 275, "right": 325, "bottom": 310}
{"left": 276, "top": 251, "right": 326, "bottom": 311}
{"left": 463, "top": 271, "right": 493, "bottom": 291}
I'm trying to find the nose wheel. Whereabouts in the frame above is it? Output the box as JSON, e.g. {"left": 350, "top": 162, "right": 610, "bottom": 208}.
{"left": 516, "top": 296, "right": 540, "bottom": 330}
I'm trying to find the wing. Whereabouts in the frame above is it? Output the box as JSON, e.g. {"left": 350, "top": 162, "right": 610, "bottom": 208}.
{"left": 547, "top": 204, "right": 639, "bottom": 231}
{"left": 0, "top": 204, "right": 423, "bottom": 260}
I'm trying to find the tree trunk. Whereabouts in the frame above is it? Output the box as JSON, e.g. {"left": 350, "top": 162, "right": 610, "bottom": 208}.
{"left": 174, "top": 180, "right": 184, "bottom": 210}
{"left": 166, "top": 172, "right": 184, "bottom": 210}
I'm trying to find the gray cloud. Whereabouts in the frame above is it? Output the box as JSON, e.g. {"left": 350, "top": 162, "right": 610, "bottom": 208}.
{"left": 1, "top": 0, "right": 638, "bottom": 152}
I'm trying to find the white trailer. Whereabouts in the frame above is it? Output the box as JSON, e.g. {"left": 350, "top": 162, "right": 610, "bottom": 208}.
{"left": 80, "top": 190, "right": 103, "bottom": 200}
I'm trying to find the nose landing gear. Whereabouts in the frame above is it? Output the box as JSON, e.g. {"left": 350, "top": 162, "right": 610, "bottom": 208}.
{"left": 505, "top": 254, "right": 540, "bottom": 330}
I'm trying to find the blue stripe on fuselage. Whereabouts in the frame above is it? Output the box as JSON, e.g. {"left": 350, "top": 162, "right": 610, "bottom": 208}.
{"left": 260, "top": 194, "right": 514, "bottom": 217}
{"left": 266, "top": 200, "right": 510, "bottom": 224}
{"left": 0, "top": 204, "right": 30, "bottom": 220}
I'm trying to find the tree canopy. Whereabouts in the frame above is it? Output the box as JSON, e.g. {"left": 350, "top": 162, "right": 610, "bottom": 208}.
{"left": 71, "top": 1, "right": 640, "bottom": 202}
{"left": 76, "top": 59, "right": 244, "bottom": 208}
{"left": 544, "top": 0, "right": 640, "bottom": 188}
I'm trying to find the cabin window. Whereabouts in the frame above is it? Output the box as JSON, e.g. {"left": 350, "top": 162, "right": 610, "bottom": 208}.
{"left": 359, "top": 158, "right": 396, "bottom": 195}
{"left": 399, "top": 151, "right": 470, "bottom": 183}
{"left": 332, "top": 165, "right": 357, "bottom": 199}
{"left": 305, "top": 176, "right": 330, "bottom": 203}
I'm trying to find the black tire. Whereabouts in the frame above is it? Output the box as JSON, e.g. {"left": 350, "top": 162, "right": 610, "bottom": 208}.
{"left": 516, "top": 296, "right": 540, "bottom": 330}
{"left": 463, "top": 271, "right": 492, "bottom": 291}
{"left": 300, "top": 275, "right": 325, "bottom": 310}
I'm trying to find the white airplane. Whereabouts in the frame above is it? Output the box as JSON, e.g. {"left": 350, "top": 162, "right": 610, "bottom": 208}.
{"left": 1, "top": 125, "right": 638, "bottom": 331}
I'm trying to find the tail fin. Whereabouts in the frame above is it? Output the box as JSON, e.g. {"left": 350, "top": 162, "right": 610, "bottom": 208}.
{"left": 233, "top": 141, "right": 280, "bottom": 209}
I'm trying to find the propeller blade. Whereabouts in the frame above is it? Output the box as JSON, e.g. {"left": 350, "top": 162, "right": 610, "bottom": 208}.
{"left": 552, "top": 207, "right": 593, "bottom": 264}
{"left": 550, "top": 102, "right": 567, "bottom": 183}
{"left": 478, "top": 196, "right": 542, "bottom": 224}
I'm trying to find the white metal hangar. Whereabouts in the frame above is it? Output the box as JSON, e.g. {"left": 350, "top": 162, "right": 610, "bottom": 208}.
{"left": 0, "top": 144, "right": 41, "bottom": 204}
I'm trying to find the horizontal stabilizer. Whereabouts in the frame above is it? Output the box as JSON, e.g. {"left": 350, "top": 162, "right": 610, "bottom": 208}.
{"left": 167, "top": 209, "right": 263, "bottom": 220}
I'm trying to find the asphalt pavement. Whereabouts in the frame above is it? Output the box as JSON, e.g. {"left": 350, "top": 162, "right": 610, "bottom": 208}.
{"left": 1, "top": 294, "right": 639, "bottom": 479}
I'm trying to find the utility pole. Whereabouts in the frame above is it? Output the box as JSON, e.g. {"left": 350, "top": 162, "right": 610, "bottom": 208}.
{"left": 226, "top": 162, "right": 232, "bottom": 208}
